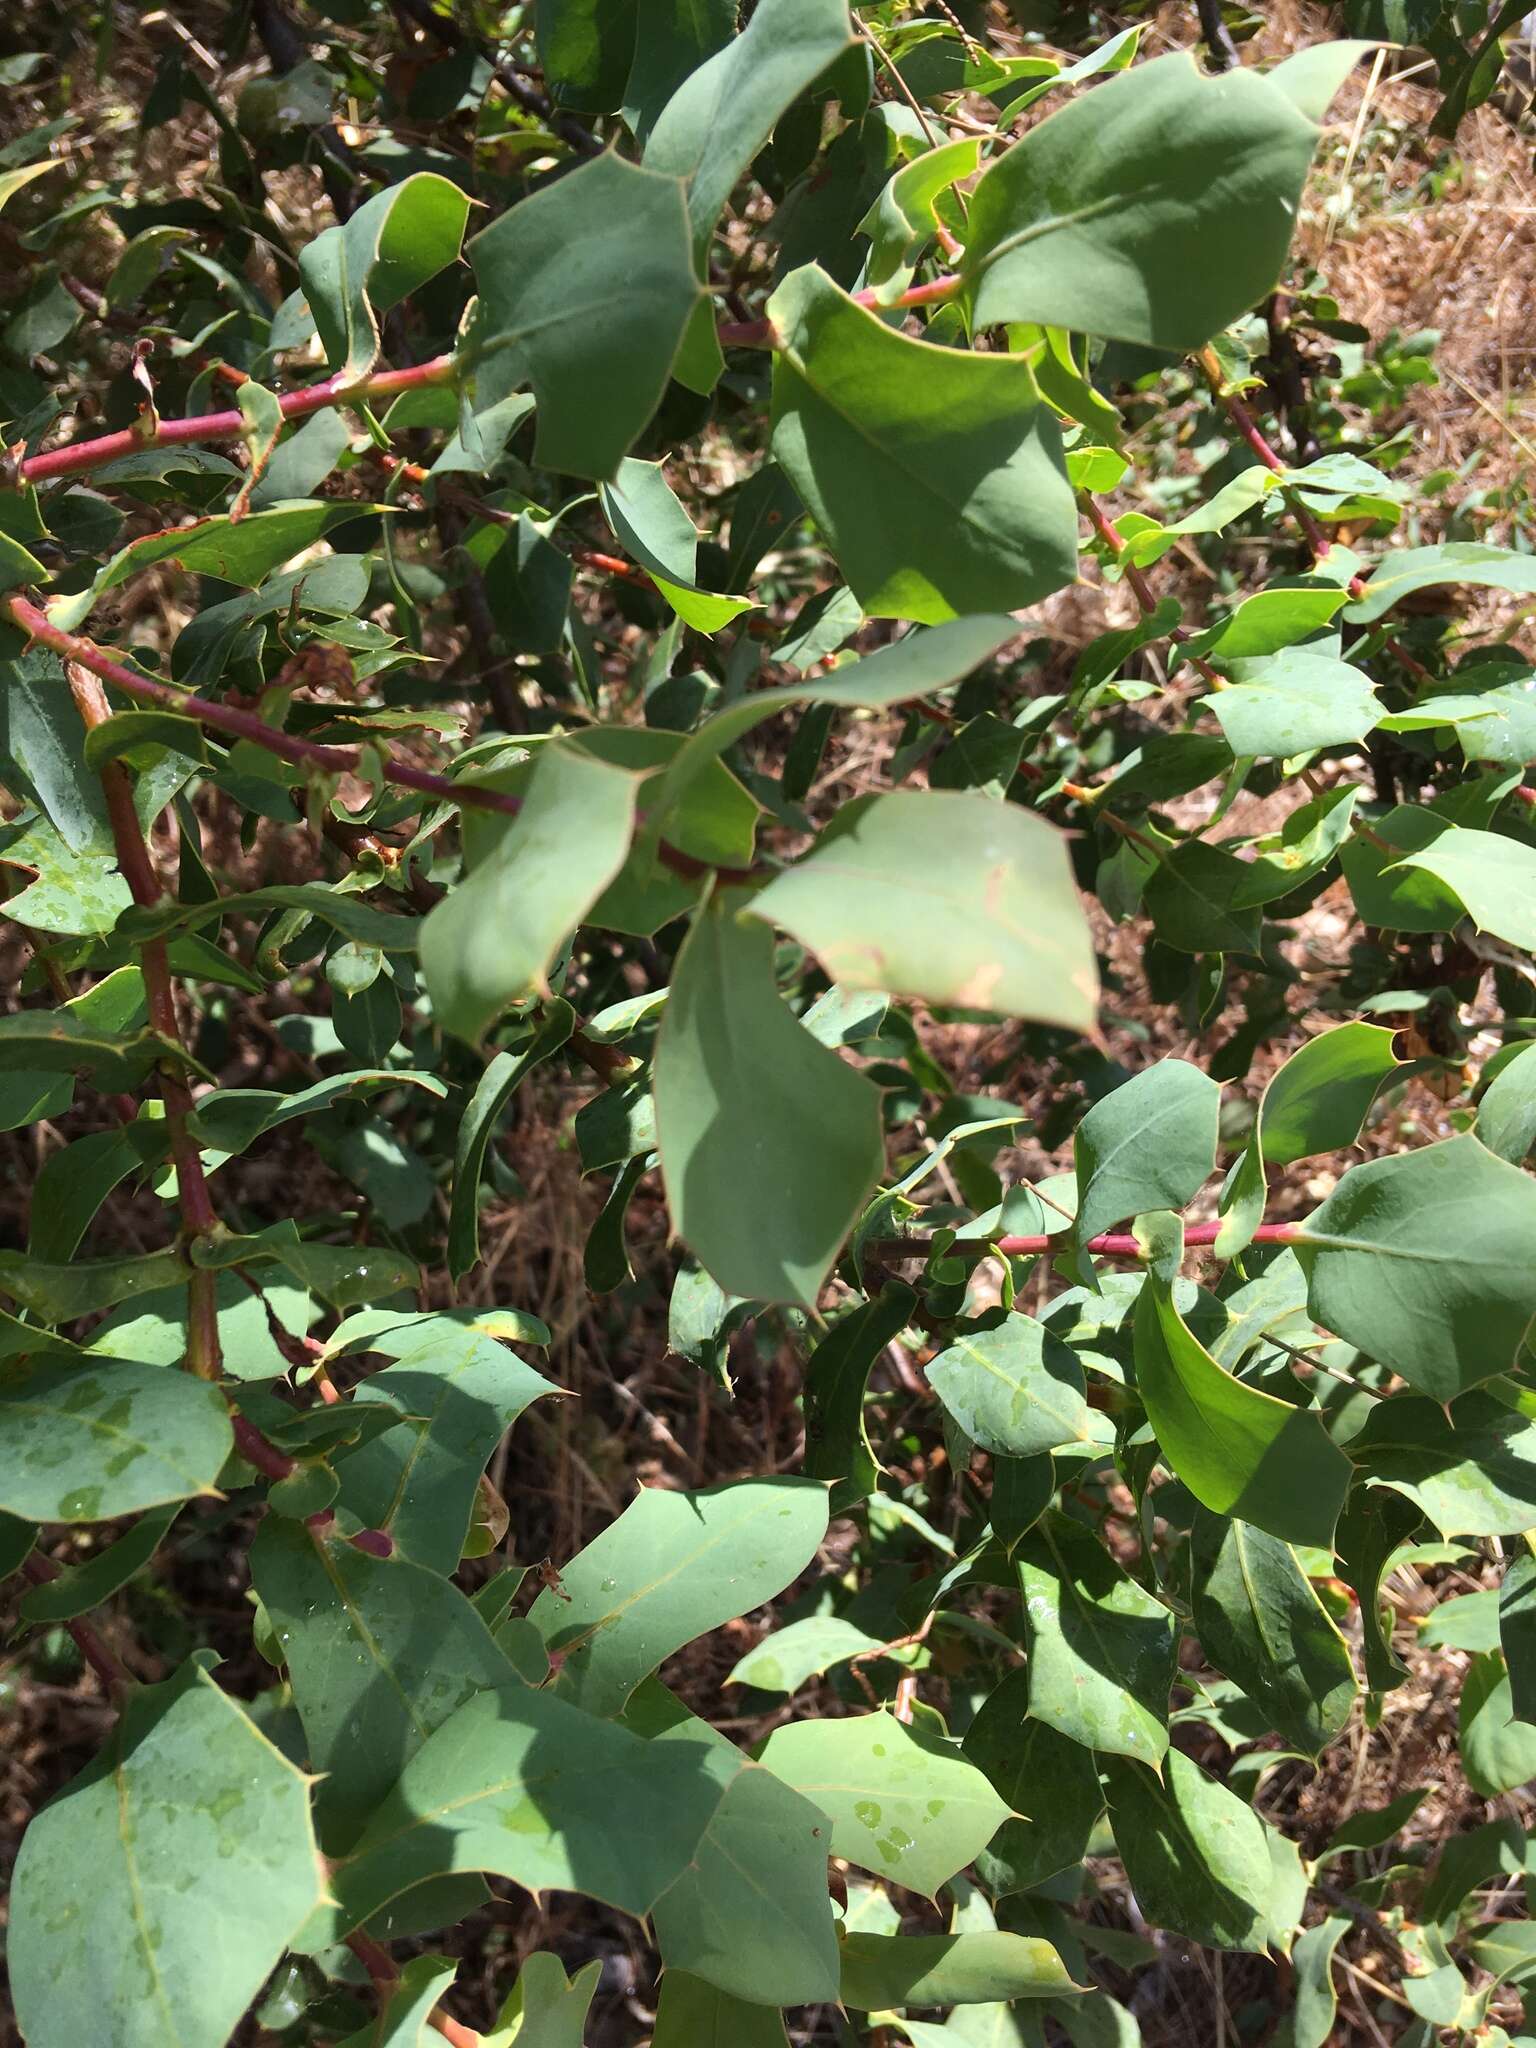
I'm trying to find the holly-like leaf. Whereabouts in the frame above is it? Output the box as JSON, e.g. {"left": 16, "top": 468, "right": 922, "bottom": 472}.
{"left": 330, "top": 1684, "right": 729, "bottom": 1929}
{"left": 447, "top": 1004, "right": 577, "bottom": 1277}
{"left": 1259, "top": 1021, "right": 1401, "bottom": 1168}
{"left": 962, "top": 49, "right": 1357, "bottom": 349}
{"left": 95, "top": 500, "right": 386, "bottom": 592}
{"left": 0, "top": 1353, "right": 229, "bottom": 1521}
{"left": 1293, "top": 1136, "right": 1536, "bottom": 1402}
{"left": 1204, "top": 650, "right": 1380, "bottom": 758}
{"left": 327, "top": 1311, "right": 562, "bottom": 1574}
{"left": 651, "top": 1751, "right": 842, "bottom": 2004}
{"left": 651, "top": 1972, "right": 790, "bottom": 2046}
{"left": 463, "top": 151, "right": 700, "bottom": 480}
{"left": 653, "top": 895, "right": 883, "bottom": 1304}
{"left": 9, "top": 1659, "right": 324, "bottom": 2048}
{"left": 299, "top": 173, "right": 470, "bottom": 386}
{"left": 421, "top": 743, "right": 642, "bottom": 1045}
{"left": 599, "top": 457, "right": 754, "bottom": 630}
{"left": 485, "top": 1953, "right": 602, "bottom": 2048}
{"left": 1344, "top": 541, "right": 1536, "bottom": 623}
{"left": 1392, "top": 826, "right": 1536, "bottom": 951}
{"left": 726, "top": 1614, "right": 884, "bottom": 1694}
{"left": 750, "top": 791, "right": 1098, "bottom": 1032}
{"left": 1103, "top": 1749, "right": 1275, "bottom": 1952}
{"left": 249, "top": 1516, "right": 518, "bottom": 1849}
{"left": 1459, "top": 1649, "right": 1536, "bottom": 1798}
{"left": 837, "top": 1932, "right": 1081, "bottom": 2009}
{"left": 1350, "top": 1391, "right": 1536, "bottom": 1538}
{"left": 1074, "top": 1058, "right": 1221, "bottom": 1242}
{"left": 644, "top": 0, "right": 855, "bottom": 253}
{"left": 1133, "top": 1231, "right": 1350, "bottom": 1549}
{"left": 964, "top": 1668, "right": 1106, "bottom": 1896}
{"left": 759, "top": 1709, "right": 1012, "bottom": 1899}
{"left": 1013, "top": 1512, "right": 1176, "bottom": 1761}
{"left": 1189, "top": 1509, "right": 1358, "bottom": 1756}
{"left": 530, "top": 1477, "right": 829, "bottom": 1716}
{"left": 925, "top": 1315, "right": 1093, "bottom": 1459}
{"left": 767, "top": 264, "right": 1077, "bottom": 623}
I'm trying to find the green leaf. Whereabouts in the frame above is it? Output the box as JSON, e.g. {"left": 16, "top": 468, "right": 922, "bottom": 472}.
{"left": 329, "top": 1312, "right": 560, "bottom": 1573}
{"left": 767, "top": 264, "right": 1077, "bottom": 623}
{"left": 0, "top": 157, "right": 61, "bottom": 217}
{"left": 300, "top": 173, "right": 470, "bottom": 385}
{"left": 1133, "top": 1244, "right": 1350, "bottom": 1548}
{"left": 486, "top": 1953, "right": 602, "bottom": 2048}
{"left": 330, "top": 1684, "right": 728, "bottom": 1928}
{"left": 1074, "top": 1059, "right": 1220, "bottom": 1242}
{"left": 1293, "top": 1136, "right": 1536, "bottom": 1402}
{"left": 1103, "top": 1749, "right": 1274, "bottom": 1952}
{"left": 1344, "top": 541, "right": 1536, "bottom": 623}
{"left": 1205, "top": 652, "right": 1380, "bottom": 758}
{"left": 249, "top": 1516, "right": 518, "bottom": 1849}
{"left": 1478, "top": 1041, "right": 1536, "bottom": 1164}
{"left": 1279, "top": 1917, "right": 1349, "bottom": 2048}
{"left": 95, "top": 499, "right": 386, "bottom": 593}
{"left": 464, "top": 151, "right": 700, "bottom": 480}
{"left": 651, "top": 1972, "right": 790, "bottom": 2046}
{"left": 962, "top": 51, "right": 1347, "bottom": 349}
{"left": 642, "top": 615, "right": 1019, "bottom": 855}
{"left": 1392, "top": 825, "right": 1536, "bottom": 951}
{"left": 1188, "top": 587, "right": 1350, "bottom": 662}
{"left": 0, "top": 1354, "right": 229, "bottom": 1521}
{"left": 1333, "top": 1486, "right": 1418, "bottom": 1692}
{"left": 119, "top": 882, "right": 419, "bottom": 953}
{"left": 652, "top": 1752, "right": 841, "bottom": 2004}
{"left": 750, "top": 791, "right": 1097, "bottom": 1031}
{"left": 1459, "top": 1649, "right": 1536, "bottom": 1798}
{"left": 18, "top": 1503, "right": 181, "bottom": 1623}
{"left": 925, "top": 1315, "right": 1092, "bottom": 1458}
{"left": 838, "top": 1932, "right": 1080, "bottom": 2010}
{"left": 0, "top": 649, "right": 115, "bottom": 854}
{"left": 804, "top": 1283, "right": 916, "bottom": 1511}
{"left": 859, "top": 136, "right": 981, "bottom": 299}
{"left": 1259, "top": 1022, "right": 1401, "bottom": 1168}
{"left": 0, "top": 1244, "right": 185, "bottom": 1323}
{"left": 653, "top": 895, "right": 883, "bottom": 1303}
{"left": 599, "top": 457, "right": 754, "bottom": 630}
{"left": 1142, "top": 840, "right": 1262, "bottom": 956}
{"left": 336, "top": 1955, "right": 458, "bottom": 2048}
{"left": 531, "top": 1477, "right": 829, "bottom": 1716}
{"left": 758, "top": 1709, "right": 1011, "bottom": 1899}
{"left": 1013, "top": 1511, "right": 1176, "bottom": 1761}
{"left": 964, "top": 1669, "right": 1106, "bottom": 1896}
{"left": 1189, "top": 1510, "right": 1358, "bottom": 1756}
{"left": 1340, "top": 804, "right": 1463, "bottom": 933}
{"left": 0, "top": 1007, "right": 172, "bottom": 1091}
{"left": 1351, "top": 1390, "right": 1536, "bottom": 1537}
{"left": 422, "top": 744, "right": 641, "bottom": 1045}
{"left": 1500, "top": 1552, "right": 1536, "bottom": 1721}
{"left": 9, "top": 1658, "right": 324, "bottom": 2048}
{"left": 187, "top": 1068, "right": 448, "bottom": 1159}
{"left": 448, "top": 1004, "right": 577, "bottom": 1278}
{"left": 726, "top": 1614, "right": 883, "bottom": 1694}
{"left": 644, "top": 0, "right": 856, "bottom": 253}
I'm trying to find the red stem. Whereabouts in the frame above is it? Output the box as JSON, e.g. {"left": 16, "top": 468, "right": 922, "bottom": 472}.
{"left": 18, "top": 356, "right": 456, "bottom": 485}
{"left": 1079, "top": 492, "right": 1224, "bottom": 688}
{"left": 7, "top": 597, "right": 755, "bottom": 882}
{"left": 62, "top": 664, "right": 223, "bottom": 1372}
{"left": 9, "top": 596, "right": 523, "bottom": 819}
{"left": 719, "top": 270, "right": 964, "bottom": 347}
{"left": 232, "top": 1415, "right": 297, "bottom": 1482}
{"left": 871, "top": 1219, "right": 1303, "bottom": 1261}
{"left": 19, "top": 1553, "right": 135, "bottom": 1697}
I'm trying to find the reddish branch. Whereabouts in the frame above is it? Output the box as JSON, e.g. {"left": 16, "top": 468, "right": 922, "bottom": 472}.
{"left": 1078, "top": 492, "right": 1224, "bottom": 688}
{"left": 869, "top": 1219, "right": 1303, "bottom": 1261}
{"left": 344, "top": 1931, "right": 482, "bottom": 2047}
{"left": 19, "top": 1553, "right": 134, "bottom": 1698}
{"left": 63, "top": 663, "right": 224, "bottom": 1378}
{"left": 14, "top": 356, "right": 457, "bottom": 485}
